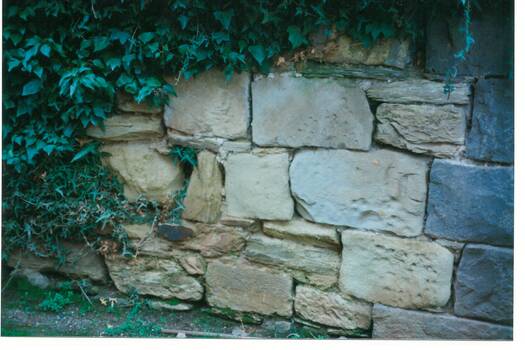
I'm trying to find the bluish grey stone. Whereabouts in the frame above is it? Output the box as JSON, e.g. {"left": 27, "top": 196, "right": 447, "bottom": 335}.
{"left": 373, "top": 304, "right": 512, "bottom": 340}
{"left": 425, "top": 160, "right": 513, "bottom": 246}
{"left": 426, "top": 9, "right": 512, "bottom": 77}
{"left": 466, "top": 79, "right": 514, "bottom": 163}
{"left": 455, "top": 244, "right": 513, "bottom": 324}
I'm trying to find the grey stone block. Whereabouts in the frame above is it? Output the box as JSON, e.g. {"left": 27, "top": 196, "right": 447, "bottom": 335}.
{"left": 455, "top": 244, "right": 513, "bottom": 324}
{"left": 466, "top": 79, "right": 514, "bottom": 163}
{"left": 425, "top": 160, "right": 513, "bottom": 246}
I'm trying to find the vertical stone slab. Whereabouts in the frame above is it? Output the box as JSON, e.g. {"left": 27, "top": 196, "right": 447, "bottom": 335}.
{"left": 164, "top": 70, "right": 250, "bottom": 139}
{"left": 466, "top": 79, "right": 514, "bottom": 163}
{"left": 290, "top": 149, "right": 428, "bottom": 237}
{"left": 252, "top": 75, "right": 373, "bottom": 150}
{"left": 425, "top": 160, "right": 514, "bottom": 246}
{"left": 224, "top": 150, "right": 294, "bottom": 220}
{"left": 339, "top": 230, "right": 454, "bottom": 309}
{"left": 455, "top": 244, "right": 513, "bottom": 324}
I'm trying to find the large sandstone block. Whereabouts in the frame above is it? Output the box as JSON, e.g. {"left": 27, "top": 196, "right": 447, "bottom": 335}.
{"left": 373, "top": 304, "right": 512, "bottom": 340}
{"left": 164, "top": 70, "right": 250, "bottom": 139}
{"left": 224, "top": 150, "right": 294, "bottom": 220}
{"left": 339, "top": 230, "right": 454, "bottom": 309}
{"left": 245, "top": 234, "right": 339, "bottom": 288}
{"left": 466, "top": 79, "right": 514, "bottom": 163}
{"left": 182, "top": 151, "right": 223, "bottom": 223}
{"left": 252, "top": 75, "right": 373, "bottom": 150}
{"left": 101, "top": 141, "right": 185, "bottom": 203}
{"left": 263, "top": 218, "right": 339, "bottom": 248}
{"left": 455, "top": 245, "right": 513, "bottom": 324}
{"left": 87, "top": 114, "right": 164, "bottom": 141}
{"left": 290, "top": 149, "right": 428, "bottom": 237}
{"left": 425, "top": 160, "right": 513, "bottom": 246}
{"left": 105, "top": 255, "right": 203, "bottom": 301}
{"left": 366, "top": 79, "right": 470, "bottom": 105}
{"left": 294, "top": 285, "right": 372, "bottom": 331}
{"left": 205, "top": 260, "right": 293, "bottom": 317}
{"left": 375, "top": 103, "right": 466, "bottom": 157}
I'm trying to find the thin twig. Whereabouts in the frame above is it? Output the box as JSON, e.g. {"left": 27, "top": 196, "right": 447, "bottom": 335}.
{"left": 76, "top": 280, "right": 94, "bottom": 307}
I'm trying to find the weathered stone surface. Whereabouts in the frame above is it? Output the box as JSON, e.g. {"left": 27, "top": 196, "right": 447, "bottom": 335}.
{"left": 87, "top": 114, "right": 163, "bottom": 141}
{"left": 425, "top": 160, "right": 513, "bottom": 246}
{"left": 294, "top": 285, "right": 372, "bottom": 331}
{"left": 366, "top": 79, "right": 470, "bottom": 105}
{"left": 224, "top": 150, "right": 294, "bottom": 220}
{"left": 252, "top": 75, "right": 373, "bottom": 150}
{"left": 117, "top": 92, "right": 162, "bottom": 114}
{"left": 426, "top": 11, "right": 513, "bottom": 77}
{"left": 339, "top": 230, "right": 454, "bottom": 309}
{"left": 105, "top": 255, "right": 203, "bottom": 301}
{"left": 101, "top": 141, "right": 185, "bottom": 202}
{"left": 373, "top": 304, "right": 513, "bottom": 340}
{"left": 167, "top": 129, "right": 224, "bottom": 152}
{"left": 122, "top": 223, "right": 151, "bottom": 240}
{"left": 182, "top": 151, "right": 223, "bottom": 223}
{"left": 164, "top": 70, "right": 250, "bottom": 139}
{"left": 375, "top": 103, "right": 466, "bottom": 157}
{"left": 205, "top": 260, "right": 293, "bottom": 316}
{"left": 263, "top": 218, "right": 339, "bottom": 248}
{"left": 157, "top": 223, "right": 194, "bottom": 241}
{"left": 149, "top": 301, "right": 194, "bottom": 311}
{"left": 455, "top": 244, "right": 513, "bottom": 324}
{"left": 7, "top": 242, "right": 108, "bottom": 283}
{"left": 290, "top": 149, "right": 428, "bottom": 237}
{"left": 310, "top": 35, "right": 412, "bottom": 69}
{"left": 245, "top": 234, "right": 339, "bottom": 288}
{"left": 13, "top": 268, "right": 52, "bottom": 289}
{"left": 179, "top": 254, "right": 206, "bottom": 276}
{"left": 466, "top": 79, "right": 514, "bottom": 163}
{"left": 219, "top": 215, "right": 260, "bottom": 232}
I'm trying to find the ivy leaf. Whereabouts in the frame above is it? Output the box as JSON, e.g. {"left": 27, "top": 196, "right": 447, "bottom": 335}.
{"left": 93, "top": 37, "right": 110, "bottom": 52}
{"left": 22, "top": 79, "right": 42, "bottom": 96}
{"left": 71, "top": 142, "right": 98, "bottom": 163}
{"left": 214, "top": 10, "right": 234, "bottom": 29}
{"left": 178, "top": 15, "right": 189, "bottom": 29}
{"left": 248, "top": 45, "right": 265, "bottom": 65}
{"left": 138, "top": 32, "right": 155, "bottom": 43}
{"left": 287, "top": 25, "right": 307, "bottom": 49}
{"left": 40, "top": 43, "right": 51, "bottom": 57}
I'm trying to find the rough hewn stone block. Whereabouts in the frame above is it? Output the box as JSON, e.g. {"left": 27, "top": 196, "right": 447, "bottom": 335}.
{"left": 263, "top": 218, "right": 339, "bottom": 248}
{"left": 224, "top": 150, "right": 294, "bottom": 220}
{"left": 105, "top": 255, "right": 203, "bottom": 301}
{"left": 290, "top": 149, "right": 428, "bottom": 237}
{"left": 294, "top": 285, "right": 372, "bottom": 331}
{"left": 182, "top": 151, "right": 223, "bottom": 223}
{"left": 366, "top": 79, "right": 470, "bottom": 105}
{"left": 87, "top": 114, "right": 164, "bottom": 141}
{"left": 466, "top": 79, "right": 514, "bottom": 163}
{"left": 339, "top": 230, "right": 454, "bottom": 309}
{"left": 122, "top": 223, "right": 151, "bottom": 239}
{"left": 101, "top": 141, "right": 185, "bottom": 203}
{"left": 252, "top": 75, "right": 373, "bottom": 150}
{"left": 245, "top": 234, "right": 339, "bottom": 288}
{"left": 205, "top": 260, "right": 293, "bottom": 317}
{"left": 164, "top": 70, "right": 250, "bottom": 139}
{"left": 425, "top": 160, "right": 513, "bottom": 246}
{"left": 375, "top": 103, "right": 466, "bottom": 157}
{"left": 373, "top": 304, "right": 512, "bottom": 340}
{"left": 455, "top": 244, "right": 513, "bottom": 324}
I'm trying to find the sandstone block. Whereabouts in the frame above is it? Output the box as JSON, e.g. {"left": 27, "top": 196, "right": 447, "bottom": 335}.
{"left": 224, "top": 150, "right": 294, "bottom": 220}
{"left": 252, "top": 75, "right": 373, "bottom": 150}
{"left": 375, "top": 103, "right": 466, "bottom": 157}
{"left": 105, "top": 255, "right": 203, "bottom": 301}
{"left": 164, "top": 70, "right": 250, "bottom": 139}
{"left": 263, "top": 218, "right": 339, "bottom": 248}
{"left": 205, "top": 260, "right": 293, "bottom": 316}
{"left": 294, "top": 285, "right": 372, "bottom": 331}
{"left": 87, "top": 114, "right": 163, "bottom": 141}
{"left": 182, "top": 151, "right": 223, "bottom": 223}
{"left": 290, "top": 149, "right": 428, "bottom": 237}
{"left": 425, "top": 160, "right": 513, "bottom": 246}
{"left": 373, "top": 304, "right": 512, "bottom": 340}
{"left": 101, "top": 141, "right": 185, "bottom": 203}
{"left": 339, "top": 230, "right": 454, "bottom": 309}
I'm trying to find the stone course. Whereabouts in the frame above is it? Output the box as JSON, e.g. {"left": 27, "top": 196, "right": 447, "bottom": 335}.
{"left": 87, "top": 114, "right": 164, "bottom": 141}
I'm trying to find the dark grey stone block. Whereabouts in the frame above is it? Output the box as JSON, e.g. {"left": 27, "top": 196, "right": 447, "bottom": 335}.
{"left": 372, "top": 304, "right": 512, "bottom": 340}
{"left": 466, "top": 79, "right": 514, "bottom": 163}
{"left": 426, "top": 10, "right": 512, "bottom": 77}
{"left": 425, "top": 160, "right": 513, "bottom": 246}
{"left": 455, "top": 244, "right": 513, "bottom": 324}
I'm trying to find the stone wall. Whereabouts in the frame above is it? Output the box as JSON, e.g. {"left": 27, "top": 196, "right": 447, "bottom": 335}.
{"left": 13, "top": 14, "right": 513, "bottom": 340}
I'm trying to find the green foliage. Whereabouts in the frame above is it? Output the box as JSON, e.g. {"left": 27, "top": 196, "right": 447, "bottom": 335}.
{"left": 38, "top": 290, "right": 75, "bottom": 312}
{"left": 170, "top": 145, "right": 198, "bottom": 168}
